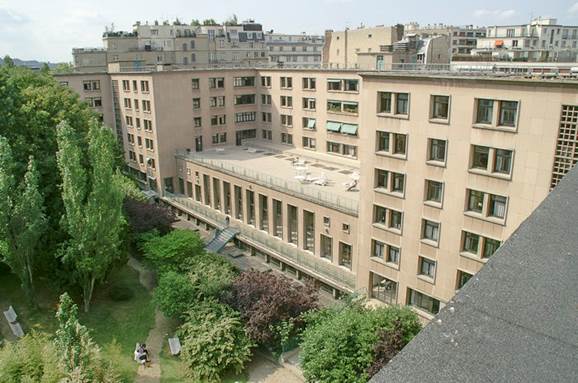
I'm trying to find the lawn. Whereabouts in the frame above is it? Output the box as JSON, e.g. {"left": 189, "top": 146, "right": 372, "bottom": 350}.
{"left": 0, "top": 263, "right": 156, "bottom": 382}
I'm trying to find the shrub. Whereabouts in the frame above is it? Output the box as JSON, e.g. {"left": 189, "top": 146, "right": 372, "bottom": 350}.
{"left": 225, "top": 270, "right": 318, "bottom": 346}
{"left": 153, "top": 271, "right": 196, "bottom": 319}
{"left": 124, "top": 197, "right": 176, "bottom": 235}
{"left": 179, "top": 299, "right": 254, "bottom": 383}
{"left": 300, "top": 303, "right": 421, "bottom": 383}
{"left": 107, "top": 284, "right": 135, "bottom": 302}
{"left": 140, "top": 229, "right": 205, "bottom": 273}
{"left": 189, "top": 252, "right": 237, "bottom": 300}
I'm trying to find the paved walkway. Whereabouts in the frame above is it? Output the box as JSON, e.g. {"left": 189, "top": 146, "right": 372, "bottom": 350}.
{"left": 128, "top": 257, "right": 169, "bottom": 383}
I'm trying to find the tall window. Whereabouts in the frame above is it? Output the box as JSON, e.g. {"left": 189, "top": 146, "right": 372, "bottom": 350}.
{"left": 378, "top": 92, "right": 392, "bottom": 113}
{"left": 499, "top": 101, "right": 518, "bottom": 127}
{"left": 422, "top": 220, "right": 440, "bottom": 243}
{"left": 431, "top": 95, "right": 450, "bottom": 119}
{"left": 371, "top": 273, "right": 397, "bottom": 305}
{"left": 476, "top": 99, "right": 494, "bottom": 124}
{"left": 320, "top": 234, "right": 333, "bottom": 260}
{"left": 471, "top": 145, "right": 490, "bottom": 169}
{"left": 339, "top": 242, "right": 352, "bottom": 270}
{"left": 467, "top": 190, "right": 485, "bottom": 213}
{"left": 428, "top": 139, "right": 447, "bottom": 163}
{"left": 395, "top": 93, "right": 409, "bottom": 115}
{"left": 488, "top": 194, "right": 507, "bottom": 218}
{"left": 425, "top": 180, "right": 443, "bottom": 203}
{"left": 418, "top": 257, "right": 436, "bottom": 279}
{"left": 494, "top": 149, "right": 513, "bottom": 174}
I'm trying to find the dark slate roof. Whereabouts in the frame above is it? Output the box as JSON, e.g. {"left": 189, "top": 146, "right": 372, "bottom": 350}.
{"left": 370, "top": 166, "right": 578, "bottom": 383}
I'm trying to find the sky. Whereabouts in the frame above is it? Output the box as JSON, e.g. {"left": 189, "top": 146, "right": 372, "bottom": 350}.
{"left": 1, "top": 0, "right": 578, "bottom": 62}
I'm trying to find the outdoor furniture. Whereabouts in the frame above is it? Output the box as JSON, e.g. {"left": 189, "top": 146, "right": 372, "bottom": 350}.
{"left": 3, "top": 306, "right": 24, "bottom": 338}
{"left": 3, "top": 306, "right": 17, "bottom": 323}
{"left": 313, "top": 173, "right": 328, "bottom": 186}
{"left": 168, "top": 337, "right": 181, "bottom": 355}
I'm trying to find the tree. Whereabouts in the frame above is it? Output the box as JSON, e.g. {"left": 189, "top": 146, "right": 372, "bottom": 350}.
{"left": 179, "top": 299, "right": 254, "bottom": 382}
{"left": 367, "top": 319, "right": 409, "bottom": 378}
{"left": 57, "top": 121, "right": 125, "bottom": 312}
{"left": 0, "top": 138, "right": 47, "bottom": 304}
{"left": 188, "top": 252, "right": 236, "bottom": 301}
{"left": 124, "top": 197, "right": 176, "bottom": 235}
{"left": 225, "top": 270, "right": 318, "bottom": 345}
{"left": 202, "top": 18, "right": 218, "bottom": 26}
{"left": 139, "top": 229, "right": 204, "bottom": 273}
{"left": 300, "top": 303, "right": 421, "bottom": 383}
{"left": 153, "top": 271, "right": 195, "bottom": 318}
{"left": 3, "top": 55, "right": 14, "bottom": 67}
{"left": 52, "top": 62, "right": 74, "bottom": 74}
{"left": 223, "top": 14, "right": 238, "bottom": 26}
{"left": 54, "top": 293, "right": 119, "bottom": 381}
{"left": 190, "top": 19, "right": 201, "bottom": 26}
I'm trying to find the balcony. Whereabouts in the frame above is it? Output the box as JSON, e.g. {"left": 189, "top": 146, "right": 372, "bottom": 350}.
{"left": 162, "top": 192, "right": 356, "bottom": 291}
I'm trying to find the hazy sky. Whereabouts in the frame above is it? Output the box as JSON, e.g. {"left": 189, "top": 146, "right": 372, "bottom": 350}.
{"left": 2, "top": 0, "right": 578, "bottom": 62}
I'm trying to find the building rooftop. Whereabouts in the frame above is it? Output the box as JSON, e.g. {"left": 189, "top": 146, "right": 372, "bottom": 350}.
{"left": 370, "top": 166, "right": 578, "bottom": 383}
{"left": 176, "top": 143, "right": 360, "bottom": 215}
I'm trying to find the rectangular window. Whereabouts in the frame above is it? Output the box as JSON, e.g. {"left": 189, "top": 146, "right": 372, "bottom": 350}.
{"left": 375, "top": 169, "right": 388, "bottom": 189}
{"left": 499, "top": 101, "right": 518, "bottom": 127}
{"left": 393, "top": 134, "right": 407, "bottom": 155}
{"left": 483, "top": 238, "right": 501, "bottom": 258}
{"left": 425, "top": 180, "right": 443, "bottom": 204}
{"left": 467, "top": 189, "right": 485, "bottom": 213}
{"left": 280, "top": 76, "right": 293, "bottom": 89}
{"left": 378, "top": 92, "right": 392, "bottom": 113}
{"left": 261, "top": 94, "right": 272, "bottom": 105}
{"left": 395, "top": 93, "right": 409, "bottom": 115}
{"left": 488, "top": 194, "right": 507, "bottom": 219}
{"left": 422, "top": 219, "right": 440, "bottom": 243}
{"left": 462, "top": 231, "right": 480, "bottom": 254}
{"left": 344, "top": 79, "right": 359, "bottom": 92}
{"left": 288, "top": 204, "right": 298, "bottom": 245}
{"left": 303, "top": 117, "right": 316, "bottom": 130}
{"left": 302, "top": 137, "right": 316, "bottom": 150}
{"left": 235, "top": 112, "right": 256, "bottom": 123}
{"left": 261, "top": 76, "right": 271, "bottom": 87}
{"left": 303, "top": 210, "right": 315, "bottom": 251}
{"left": 472, "top": 145, "right": 490, "bottom": 169}
{"left": 339, "top": 242, "right": 352, "bottom": 270}
{"left": 376, "top": 131, "right": 390, "bottom": 152}
{"left": 280, "top": 96, "right": 293, "bottom": 108}
{"left": 140, "top": 80, "right": 150, "bottom": 92}
{"left": 209, "top": 77, "right": 225, "bottom": 89}
{"left": 234, "top": 94, "right": 256, "bottom": 105}
{"left": 418, "top": 257, "right": 436, "bottom": 279}
{"left": 303, "top": 97, "right": 316, "bottom": 110}
{"left": 431, "top": 95, "right": 450, "bottom": 120}
{"left": 192, "top": 98, "right": 201, "bottom": 109}
{"left": 476, "top": 99, "right": 494, "bottom": 124}
{"left": 191, "top": 78, "right": 200, "bottom": 89}
{"left": 320, "top": 234, "right": 332, "bottom": 260}
{"left": 194, "top": 117, "right": 202, "bottom": 128}
{"left": 281, "top": 133, "right": 293, "bottom": 145}
{"left": 327, "top": 79, "right": 342, "bottom": 91}
{"left": 372, "top": 239, "right": 385, "bottom": 260}
{"left": 387, "top": 245, "right": 400, "bottom": 265}
{"left": 389, "top": 210, "right": 402, "bottom": 230}
{"left": 246, "top": 190, "right": 255, "bottom": 225}
{"left": 272, "top": 199, "right": 283, "bottom": 238}
{"left": 407, "top": 288, "right": 440, "bottom": 315}
{"left": 281, "top": 114, "right": 293, "bottom": 127}
{"left": 233, "top": 76, "right": 255, "bottom": 87}
{"left": 428, "top": 139, "right": 447, "bottom": 163}
{"left": 373, "top": 205, "right": 387, "bottom": 226}
{"left": 302, "top": 77, "right": 316, "bottom": 90}
{"left": 493, "top": 149, "right": 513, "bottom": 175}
{"left": 371, "top": 273, "right": 397, "bottom": 305}
{"left": 457, "top": 270, "right": 473, "bottom": 289}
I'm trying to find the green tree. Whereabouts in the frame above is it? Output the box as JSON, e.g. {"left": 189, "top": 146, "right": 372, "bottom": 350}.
{"left": 139, "top": 229, "right": 205, "bottom": 273}
{"left": 188, "top": 252, "right": 236, "bottom": 300}
{"left": 223, "top": 14, "right": 238, "bottom": 26}
{"left": 300, "top": 303, "right": 421, "bottom": 383}
{"left": 202, "top": 18, "right": 218, "bottom": 25}
{"left": 179, "top": 299, "right": 254, "bottom": 382}
{"left": 57, "top": 121, "right": 125, "bottom": 312}
{"left": 3, "top": 55, "right": 14, "bottom": 67}
{"left": 153, "top": 271, "right": 195, "bottom": 318}
{"left": 54, "top": 293, "right": 119, "bottom": 381}
{"left": 0, "top": 138, "right": 47, "bottom": 304}
{"left": 52, "top": 62, "right": 74, "bottom": 74}
{"left": 190, "top": 19, "right": 201, "bottom": 26}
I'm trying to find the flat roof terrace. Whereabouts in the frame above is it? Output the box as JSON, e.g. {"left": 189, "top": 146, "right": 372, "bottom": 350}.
{"left": 176, "top": 143, "right": 360, "bottom": 216}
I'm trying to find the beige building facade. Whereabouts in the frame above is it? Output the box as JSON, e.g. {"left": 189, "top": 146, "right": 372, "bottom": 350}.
{"left": 56, "top": 67, "right": 578, "bottom": 320}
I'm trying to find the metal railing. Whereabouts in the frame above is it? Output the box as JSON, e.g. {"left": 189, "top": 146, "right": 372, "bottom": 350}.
{"left": 162, "top": 192, "right": 356, "bottom": 291}
{"left": 176, "top": 150, "right": 359, "bottom": 216}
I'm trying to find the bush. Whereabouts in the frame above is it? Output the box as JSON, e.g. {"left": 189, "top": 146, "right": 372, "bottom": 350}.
{"left": 153, "top": 271, "right": 196, "bottom": 319}
{"left": 189, "top": 252, "right": 237, "bottom": 300}
{"left": 225, "top": 270, "right": 318, "bottom": 346}
{"left": 178, "top": 299, "right": 254, "bottom": 383}
{"left": 107, "top": 284, "right": 135, "bottom": 302}
{"left": 300, "top": 303, "right": 421, "bottom": 383}
{"left": 139, "top": 229, "right": 205, "bottom": 273}
{"left": 124, "top": 197, "right": 176, "bottom": 235}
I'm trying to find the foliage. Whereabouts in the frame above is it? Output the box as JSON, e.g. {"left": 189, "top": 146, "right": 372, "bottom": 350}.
{"left": 117, "top": 175, "right": 148, "bottom": 202}
{"left": 300, "top": 303, "right": 421, "bottom": 383}
{"left": 0, "top": 138, "right": 47, "bottom": 304}
{"left": 203, "top": 18, "right": 218, "bottom": 25}
{"left": 366, "top": 319, "right": 409, "bottom": 377}
{"left": 139, "top": 229, "right": 205, "bottom": 273}
{"left": 153, "top": 271, "right": 195, "bottom": 318}
{"left": 190, "top": 19, "right": 201, "bottom": 26}
{"left": 189, "top": 252, "right": 236, "bottom": 300}
{"left": 225, "top": 270, "right": 318, "bottom": 346}
{"left": 0, "top": 332, "right": 64, "bottom": 382}
{"left": 124, "top": 197, "right": 176, "bottom": 235}
{"left": 52, "top": 63, "right": 74, "bottom": 74}
{"left": 179, "top": 299, "right": 254, "bottom": 382}
{"left": 223, "top": 14, "right": 238, "bottom": 26}
{"left": 57, "top": 120, "right": 126, "bottom": 312}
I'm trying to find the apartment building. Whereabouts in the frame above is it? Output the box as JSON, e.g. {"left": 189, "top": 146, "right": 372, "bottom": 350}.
{"left": 73, "top": 20, "right": 268, "bottom": 72}
{"left": 404, "top": 23, "right": 486, "bottom": 58}
{"left": 473, "top": 17, "right": 578, "bottom": 62}
{"left": 56, "top": 67, "right": 578, "bottom": 320}
{"left": 265, "top": 32, "right": 324, "bottom": 67}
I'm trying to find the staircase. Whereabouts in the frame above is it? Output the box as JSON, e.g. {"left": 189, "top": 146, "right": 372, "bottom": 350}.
{"left": 205, "top": 227, "right": 239, "bottom": 253}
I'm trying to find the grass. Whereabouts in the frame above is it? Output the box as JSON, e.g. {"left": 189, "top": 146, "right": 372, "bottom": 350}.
{"left": 0, "top": 263, "right": 156, "bottom": 382}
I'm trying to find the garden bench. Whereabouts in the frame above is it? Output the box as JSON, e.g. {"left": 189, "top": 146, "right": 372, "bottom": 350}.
{"left": 8, "top": 321, "right": 24, "bottom": 338}
{"left": 168, "top": 337, "right": 181, "bottom": 355}
{"left": 3, "top": 305, "right": 17, "bottom": 323}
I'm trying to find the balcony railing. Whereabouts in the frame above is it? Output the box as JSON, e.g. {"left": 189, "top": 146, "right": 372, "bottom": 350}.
{"left": 176, "top": 150, "right": 359, "bottom": 216}
{"left": 163, "top": 192, "right": 356, "bottom": 291}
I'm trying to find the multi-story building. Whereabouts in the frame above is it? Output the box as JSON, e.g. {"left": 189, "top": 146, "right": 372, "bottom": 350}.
{"left": 265, "top": 32, "right": 324, "bottom": 67}
{"left": 56, "top": 66, "right": 578, "bottom": 321}
{"left": 404, "top": 23, "right": 486, "bottom": 58}
{"left": 73, "top": 20, "right": 268, "bottom": 72}
{"left": 473, "top": 17, "right": 578, "bottom": 62}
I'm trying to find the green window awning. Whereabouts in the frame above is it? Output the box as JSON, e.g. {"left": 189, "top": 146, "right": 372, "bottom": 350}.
{"left": 326, "top": 121, "right": 342, "bottom": 132}
{"left": 341, "top": 123, "right": 358, "bottom": 135}
{"left": 307, "top": 118, "right": 317, "bottom": 128}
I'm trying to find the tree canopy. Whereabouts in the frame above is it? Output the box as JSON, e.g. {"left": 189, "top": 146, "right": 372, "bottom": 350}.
{"left": 139, "top": 229, "right": 205, "bottom": 273}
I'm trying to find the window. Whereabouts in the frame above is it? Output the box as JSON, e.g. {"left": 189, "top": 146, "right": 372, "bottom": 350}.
{"left": 262, "top": 112, "right": 272, "bottom": 123}
{"left": 320, "top": 234, "right": 332, "bottom": 260}
{"left": 372, "top": 239, "right": 400, "bottom": 266}
{"left": 344, "top": 79, "right": 359, "bottom": 92}
{"left": 483, "top": 238, "right": 501, "bottom": 258}
{"left": 194, "top": 117, "right": 202, "bottom": 128}
{"left": 261, "top": 94, "right": 272, "bottom": 105}
{"left": 82, "top": 80, "right": 100, "bottom": 91}
{"left": 281, "top": 133, "right": 293, "bottom": 145}
{"left": 395, "top": 93, "right": 409, "bottom": 115}
{"left": 302, "top": 77, "right": 316, "bottom": 90}
{"left": 191, "top": 78, "right": 200, "bottom": 89}
{"left": 494, "top": 149, "right": 513, "bottom": 175}
{"left": 378, "top": 92, "right": 392, "bottom": 113}
{"left": 471, "top": 145, "right": 489, "bottom": 169}
{"left": 375, "top": 132, "right": 408, "bottom": 156}
{"left": 280, "top": 77, "right": 293, "bottom": 89}
{"left": 209, "top": 77, "right": 225, "bottom": 89}
{"left": 123, "top": 98, "right": 132, "bottom": 109}
{"left": 407, "top": 288, "right": 441, "bottom": 315}
{"left": 389, "top": 210, "right": 402, "bottom": 230}
{"left": 425, "top": 180, "right": 443, "bottom": 204}
{"left": 211, "top": 114, "right": 226, "bottom": 126}
{"left": 281, "top": 114, "right": 293, "bottom": 127}
{"left": 373, "top": 205, "right": 387, "bottom": 226}
{"left": 235, "top": 112, "right": 256, "bottom": 123}
{"left": 462, "top": 231, "right": 479, "bottom": 254}
{"left": 476, "top": 99, "right": 494, "bottom": 124}
{"left": 387, "top": 245, "right": 400, "bottom": 265}
{"left": 371, "top": 273, "right": 398, "bottom": 304}
{"left": 192, "top": 98, "right": 201, "bottom": 109}
{"left": 488, "top": 194, "right": 507, "bottom": 219}
{"left": 303, "top": 97, "right": 316, "bottom": 110}
{"left": 327, "top": 100, "right": 358, "bottom": 114}
{"left": 280, "top": 96, "right": 293, "bottom": 108}
{"left": 418, "top": 257, "right": 436, "bottom": 279}
{"left": 462, "top": 231, "right": 501, "bottom": 259}
{"left": 121, "top": 80, "right": 129, "bottom": 91}
{"left": 143, "top": 119, "right": 153, "bottom": 131}
{"left": 140, "top": 80, "right": 149, "bottom": 92}
{"left": 392, "top": 173, "right": 405, "bottom": 193}
{"left": 374, "top": 169, "right": 405, "bottom": 195}
{"left": 302, "top": 137, "right": 316, "bottom": 150}
{"left": 499, "top": 101, "right": 518, "bottom": 127}
{"left": 431, "top": 95, "right": 450, "bottom": 120}
{"left": 212, "top": 132, "right": 227, "bottom": 144}
{"left": 422, "top": 219, "right": 440, "bottom": 243}
{"left": 375, "top": 169, "right": 388, "bottom": 189}
{"left": 393, "top": 134, "right": 407, "bottom": 155}
{"left": 234, "top": 94, "right": 256, "bottom": 105}
{"left": 372, "top": 239, "right": 385, "bottom": 260}
{"left": 303, "top": 117, "right": 316, "bottom": 130}
{"left": 339, "top": 242, "right": 352, "bottom": 270}
{"left": 233, "top": 76, "right": 255, "bottom": 87}
{"left": 142, "top": 100, "right": 151, "bottom": 112}
{"left": 262, "top": 129, "right": 272, "bottom": 140}
{"left": 125, "top": 116, "right": 133, "bottom": 126}
{"left": 210, "top": 96, "right": 225, "bottom": 108}
{"left": 261, "top": 76, "right": 271, "bottom": 87}
{"left": 467, "top": 189, "right": 485, "bottom": 213}
{"left": 457, "top": 270, "right": 473, "bottom": 289}
{"left": 145, "top": 138, "right": 154, "bottom": 150}
{"left": 428, "top": 139, "right": 447, "bottom": 163}
{"left": 327, "top": 79, "right": 342, "bottom": 91}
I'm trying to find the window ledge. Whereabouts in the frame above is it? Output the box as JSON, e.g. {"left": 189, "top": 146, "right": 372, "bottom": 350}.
{"left": 426, "top": 160, "right": 446, "bottom": 168}
{"left": 467, "top": 168, "right": 512, "bottom": 181}
{"left": 327, "top": 90, "right": 359, "bottom": 94}
{"left": 375, "top": 151, "right": 408, "bottom": 160}
{"left": 459, "top": 251, "right": 489, "bottom": 264}
{"left": 327, "top": 110, "right": 359, "bottom": 117}
{"left": 464, "top": 211, "right": 506, "bottom": 226}
{"left": 374, "top": 188, "right": 405, "bottom": 199}
{"left": 408, "top": 306, "right": 436, "bottom": 320}
{"left": 372, "top": 223, "right": 402, "bottom": 236}
{"left": 417, "top": 274, "right": 435, "bottom": 284}
{"left": 424, "top": 200, "right": 443, "bottom": 209}
{"left": 420, "top": 238, "right": 439, "bottom": 248}
{"left": 472, "top": 123, "right": 517, "bottom": 133}
{"left": 302, "top": 88, "right": 317, "bottom": 92}
{"left": 370, "top": 257, "right": 400, "bottom": 271}
{"left": 376, "top": 112, "right": 409, "bottom": 120}
{"left": 429, "top": 117, "right": 450, "bottom": 125}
